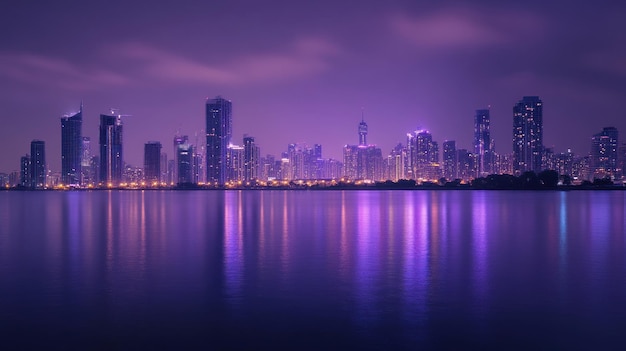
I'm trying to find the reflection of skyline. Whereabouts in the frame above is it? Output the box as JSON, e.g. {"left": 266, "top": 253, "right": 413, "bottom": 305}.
{"left": 1, "top": 190, "right": 626, "bottom": 349}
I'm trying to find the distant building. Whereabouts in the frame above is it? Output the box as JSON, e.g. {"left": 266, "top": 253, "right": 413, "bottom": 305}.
{"left": 513, "top": 96, "right": 543, "bottom": 175}
{"left": 243, "top": 135, "right": 259, "bottom": 182}
{"left": 177, "top": 142, "right": 194, "bottom": 185}
{"left": 144, "top": 142, "right": 162, "bottom": 184}
{"left": 385, "top": 143, "right": 406, "bottom": 182}
{"left": 227, "top": 144, "right": 245, "bottom": 182}
{"left": 160, "top": 152, "right": 168, "bottom": 184}
{"left": 20, "top": 155, "right": 30, "bottom": 187}
{"left": 407, "top": 130, "right": 440, "bottom": 181}
{"left": 30, "top": 140, "right": 46, "bottom": 189}
{"left": 619, "top": 143, "right": 626, "bottom": 180}
{"left": 61, "top": 103, "right": 82, "bottom": 185}
{"left": 443, "top": 140, "right": 457, "bottom": 181}
{"left": 591, "top": 127, "right": 619, "bottom": 180}
{"left": 81, "top": 137, "right": 95, "bottom": 185}
{"left": 99, "top": 113, "right": 123, "bottom": 185}
{"left": 206, "top": 96, "right": 232, "bottom": 185}
{"left": 474, "top": 109, "right": 493, "bottom": 176}
{"left": 343, "top": 118, "right": 383, "bottom": 181}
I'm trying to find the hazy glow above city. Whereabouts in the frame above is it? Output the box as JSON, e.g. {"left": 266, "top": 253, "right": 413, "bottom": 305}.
{"left": 1, "top": 0, "right": 625, "bottom": 173}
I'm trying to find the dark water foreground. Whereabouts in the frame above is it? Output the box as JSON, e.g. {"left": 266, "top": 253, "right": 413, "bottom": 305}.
{"left": 0, "top": 190, "right": 624, "bottom": 350}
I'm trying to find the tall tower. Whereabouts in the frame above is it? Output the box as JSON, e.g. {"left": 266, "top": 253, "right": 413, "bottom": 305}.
{"left": 243, "top": 135, "right": 259, "bottom": 182}
{"left": 358, "top": 114, "right": 368, "bottom": 146}
{"left": 30, "top": 140, "right": 46, "bottom": 189}
{"left": 61, "top": 102, "right": 82, "bottom": 185}
{"left": 206, "top": 96, "right": 232, "bottom": 185}
{"left": 144, "top": 141, "right": 162, "bottom": 184}
{"left": 513, "top": 96, "right": 543, "bottom": 175}
{"left": 443, "top": 140, "right": 457, "bottom": 181}
{"left": 99, "top": 112, "right": 123, "bottom": 185}
{"left": 474, "top": 109, "right": 492, "bottom": 176}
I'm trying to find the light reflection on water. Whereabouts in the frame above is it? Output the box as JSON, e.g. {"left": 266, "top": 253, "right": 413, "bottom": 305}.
{"left": 0, "top": 190, "right": 625, "bottom": 349}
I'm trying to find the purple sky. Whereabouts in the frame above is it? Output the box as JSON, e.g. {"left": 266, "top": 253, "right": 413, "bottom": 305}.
{"left": 1, "top": 0, "right": 625, "bottom": 173}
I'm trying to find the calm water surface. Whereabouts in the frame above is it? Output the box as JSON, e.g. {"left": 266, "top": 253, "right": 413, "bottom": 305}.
{"left": 0, "top": 190, "right": 625, "bottom": 350}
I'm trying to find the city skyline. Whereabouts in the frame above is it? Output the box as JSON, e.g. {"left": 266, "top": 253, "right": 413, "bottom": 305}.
{"left": 1, "top": 1, "right": 625, "bottom": 173}
{"left": 4, "top": 94, "right": 624, "bottom": 188}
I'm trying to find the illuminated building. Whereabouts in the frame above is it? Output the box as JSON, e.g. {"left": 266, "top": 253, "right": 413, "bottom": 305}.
{"left": 343, "top": 118, "right": 383, "bottom": 181}
{"left": 443, "top": 140, "right": 457, "bottom": 181}
{"left": 61, "top": 103, "right": 82, "bottom": 185}
{"left": 474, "top": 109, "right": 492, "bottom": 176}
{"left": 177, "top": 142, "right": 194, "bottom": 185}
{"left": 20, "top": 155, "right": 30, "bottom": 187}
{"left": 144, "top": 141, "right": 162, "bottom": 183}
{"left": 206, "top": 96, "right": 232, "bottom": 185}
{"left": 243, "top": 135, "right": 259, "bottom": 182}
{"left": 591, "top": 127, "right": 619, "bottom": 180}
{"left": 407, "top": 130, "right": 440, "bottom": 181}
{"left": 173, "top": 135, "right": 188, "bottom": 182}
{"left": 30, "top": 140, "right": 46, "bottom": 189}
{"left": 513, "top": 96, "right": 543, "bottom": 175}
{"left": 99, "top": 113, "right": 123, "bottom": 185}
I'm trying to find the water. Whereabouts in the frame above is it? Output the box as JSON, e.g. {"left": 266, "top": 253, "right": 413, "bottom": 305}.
{"left": 0, "top": 190, "right": 625, "bottom": 350}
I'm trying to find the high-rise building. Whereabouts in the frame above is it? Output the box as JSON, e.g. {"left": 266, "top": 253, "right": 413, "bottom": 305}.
{"left": 591, "top": 127, "right": 619, "bottom": 180}
{"left": 144, "top": 142, "right": 162, "bottom": 184}
{"left": 618, "top": 143, "right": 626, "bottom": 180}
{"left": 30, "top": 140, "right": 46, "bottom": 189}
{"left": 20, "top": 155, "right": 30, "bottom": 187}
{"left": 99, "top": 113, "right": 123, "bottom": 185}
{"left": 61, "top": 103, "right": 82, "bottom": 185}
{"left": 173, "top": 135, "right": 188, "bottom": 182}
{"left": 206, "top": 96, "right": 232, "bottom": 185}
{"left": 385, "top": 143, "right": 405, "bottom": 182}
{"left": 474, "top": 109, "right": 492, "bottom": 176}
{"left": 456, "top": 149, "right": 475, "bottom": 182}
{"left": 160, "top": 152, "right": 168, "bottom": 184}
{"left": 227, "top": 144, "right": 245, "bottom": 182}
{"left": 443, "top": 140, "right": 457, "bottom": 181}
{"left": 407, "top": 130, "right": 440, "bottom": 180}
{"left": 243, "top": 135, "right": 259, "bottom": 182}
{"left": 81, "top": 137, "right": 95, "bottom": 185}
{"left": 513, "top": 96, "right": 543, "bottom": 175}
{"left": 177, "top": 142, "right": 194, "bottom": 185}
{"left": 359, "top": 117, "right": 368, "bottom": 146}
{"left": 343, "top": 119, "right": 383, "bottom": 181}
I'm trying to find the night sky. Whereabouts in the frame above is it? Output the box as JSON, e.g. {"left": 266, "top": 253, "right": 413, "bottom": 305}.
{"left": 1, "top": 0, "right": 624, "bottom": 173}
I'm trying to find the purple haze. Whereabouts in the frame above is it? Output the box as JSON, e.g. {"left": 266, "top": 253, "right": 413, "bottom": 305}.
{"left": 1, "top": 0, "right": 625, "bottom": 172}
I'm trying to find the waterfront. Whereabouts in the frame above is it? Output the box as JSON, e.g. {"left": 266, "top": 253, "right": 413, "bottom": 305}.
{"left": 0, "top": 190, "right": 624, "bottom": 350}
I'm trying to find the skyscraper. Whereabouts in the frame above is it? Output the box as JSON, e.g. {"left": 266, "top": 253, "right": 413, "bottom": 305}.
{"left": 359, "top": 117, "right": 368, "bottom": 146}
{"left": 144, "top": 142, "right": 162, "bottom": 184}
{"left": 30, "top": 140, "right": 46, "bottom": 189}
{"left": 61, "top": 103, "right": 82, "bottom": 185}
{"left": 177, "top": 142, "right": 194, "bottom": 185}
{"left": 173, "top": 135, "right": 188, "bottom": 182}
{"left": 474, "top": 109, "right": 492, "bottom": 176}
{"left": 206, "top": 96, "right": 232, "bottom": 185}
{"left": 99, "top": 113, "right": 123, "bottom": 185}
{"left": 243, "top": 135, "right": 259, "bottom": 182}
{"left": 513, "top": 96, "right": 543, "bottom": 175}
{"left": 443, "top": 140, "right": 457, "bottom": 181}
{"left": 591, "top": 127, "right": 619, "bottom": 180}
{"left": 408, "top": 130, "right": 440, "bottom": 180}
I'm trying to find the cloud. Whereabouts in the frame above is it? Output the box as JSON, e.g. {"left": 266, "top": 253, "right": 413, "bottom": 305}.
{"left": 390, "top": 8, "right": 544, "bottom": 50}
{"left": 0, "top": 37, "right": 341, "bottom": 90}
{"left": 113, "top": 37, "right": 341, "bottom": 85}
{"left": 0, "top": 53, "right": 129, "bottom": 90}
